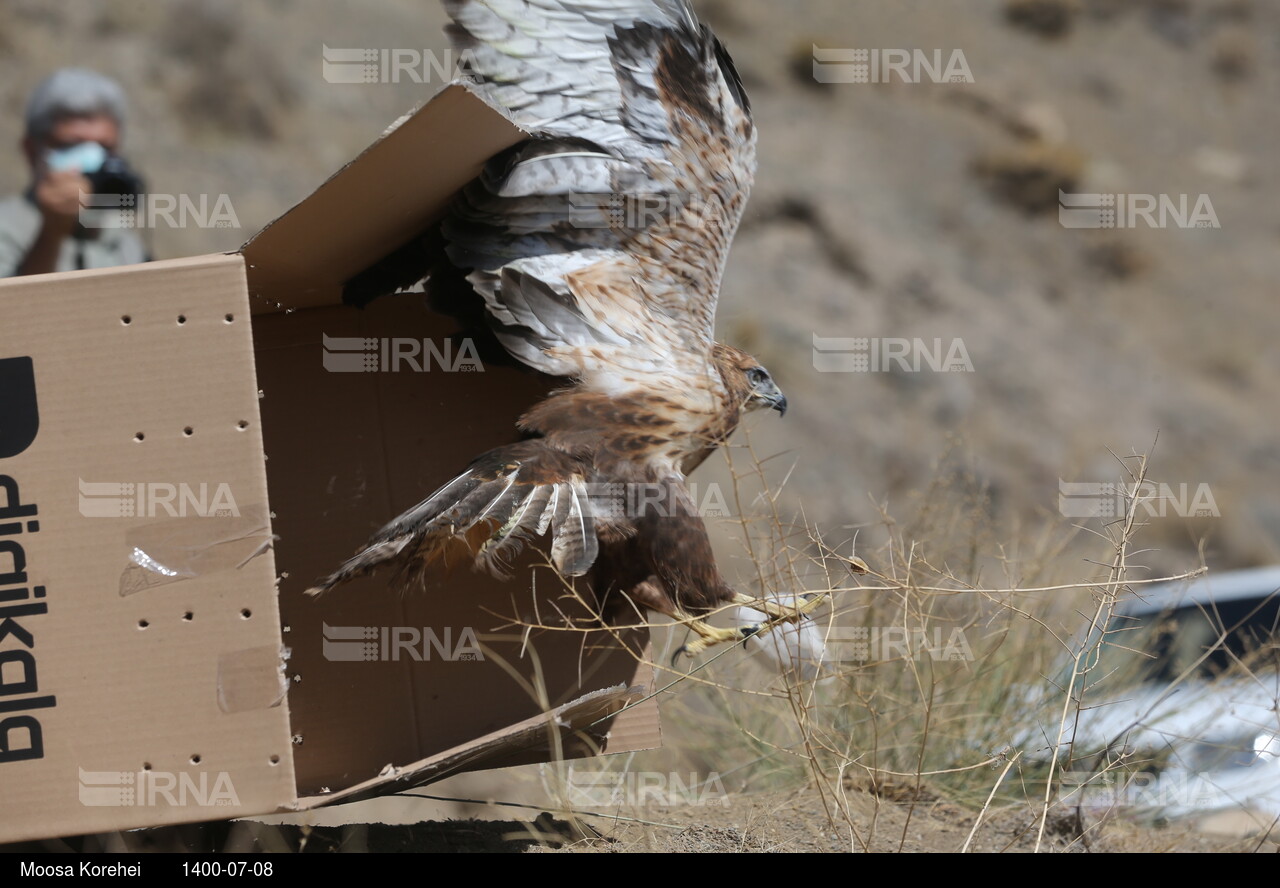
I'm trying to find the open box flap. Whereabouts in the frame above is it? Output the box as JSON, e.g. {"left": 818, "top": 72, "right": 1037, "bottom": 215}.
{"left": 240, "top": 84, "right": 526, "bottom": 313}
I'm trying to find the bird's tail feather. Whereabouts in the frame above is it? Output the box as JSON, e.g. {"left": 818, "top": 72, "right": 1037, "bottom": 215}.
{"left": 305, "top": 442, "right": 597, "bottom": 596}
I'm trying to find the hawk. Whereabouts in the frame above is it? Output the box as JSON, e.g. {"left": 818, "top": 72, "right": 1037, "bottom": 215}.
{"left": 308, "top": 0, "right": 821, "bottom": 659}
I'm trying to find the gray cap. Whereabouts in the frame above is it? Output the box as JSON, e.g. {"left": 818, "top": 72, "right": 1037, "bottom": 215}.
{"left": 24, "top": 68, "right": 127, "bottom": 142}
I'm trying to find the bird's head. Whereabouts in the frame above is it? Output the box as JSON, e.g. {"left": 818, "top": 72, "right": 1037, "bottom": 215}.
{"left": 713, "top": 343, "right": 787, "bottom": 417}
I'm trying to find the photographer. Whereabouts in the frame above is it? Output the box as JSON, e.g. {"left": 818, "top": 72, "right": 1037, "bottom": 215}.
{"left": 0, "top": 68, "right": 147, "bottom": 277}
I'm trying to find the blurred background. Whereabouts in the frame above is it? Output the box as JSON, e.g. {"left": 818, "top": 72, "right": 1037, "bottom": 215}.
{"left": 2, "top": 0, "right": 1276, "bottom": 845}
{"left": 2, "top": 0, "right": 1274, "bottom": 574}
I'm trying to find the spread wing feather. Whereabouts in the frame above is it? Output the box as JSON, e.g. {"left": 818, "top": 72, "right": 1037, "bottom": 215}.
{"left": 441, "top": 0, "right": 756, "bottom": 408}
{"left": 307, "top": 442, "right": 604, "bottom": 594}
{"left": 313, "top": 1, "right": 757, "bottom": 597}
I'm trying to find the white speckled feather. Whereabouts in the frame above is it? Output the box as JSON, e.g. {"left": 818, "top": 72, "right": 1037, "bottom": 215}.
{"left": 440, "top": 0, "right": 756, "bottom": 419}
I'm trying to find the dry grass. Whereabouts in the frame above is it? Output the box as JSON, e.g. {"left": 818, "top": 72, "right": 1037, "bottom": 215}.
{"left": 24, "top": 435, "right": 1274, "bottom": 854}
{"left": 510, "top": 432, "right": 1274, "bottom": 853}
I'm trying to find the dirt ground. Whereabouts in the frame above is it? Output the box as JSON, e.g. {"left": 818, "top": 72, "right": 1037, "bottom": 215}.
{"left": 524, "top": 787, "right": 1272, "bottom": 853}
{"left": 21, "top": 783, "right": 1270, "bottom": 853}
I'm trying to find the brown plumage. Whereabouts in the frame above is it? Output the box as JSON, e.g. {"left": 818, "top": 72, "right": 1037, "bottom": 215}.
{"left": 311, "top": 0, "right": 793, "bottom": 657}
{"left": 308, "top": 345, "right": 786, "bottom": 618}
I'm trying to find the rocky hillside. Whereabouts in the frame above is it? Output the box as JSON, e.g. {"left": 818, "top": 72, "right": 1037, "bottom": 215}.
{"left": 1, "top": 0, "right": 1275, "bottom": 578}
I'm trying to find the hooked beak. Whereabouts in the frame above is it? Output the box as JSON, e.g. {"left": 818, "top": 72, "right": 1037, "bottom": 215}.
{"left": 752, "top": 380, "right": 788, "bottom": 417}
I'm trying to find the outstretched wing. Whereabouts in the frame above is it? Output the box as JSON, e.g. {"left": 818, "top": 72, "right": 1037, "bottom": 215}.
{"left": 312, "top": 1, "right": 758, "bottom": 598}
{"left": 441, "top": 0, "right": 756, "bottom": 411}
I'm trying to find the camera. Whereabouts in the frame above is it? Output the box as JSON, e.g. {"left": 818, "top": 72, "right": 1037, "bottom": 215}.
{"left": 45, "top": 141, "right": 144, "bottom": 198}
{"left": 85, "top": 154, "right": 144, "bottom": 198}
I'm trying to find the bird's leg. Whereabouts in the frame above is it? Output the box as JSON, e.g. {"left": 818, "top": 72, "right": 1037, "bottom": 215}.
{"left": 712, "top": 591, "right": 829, "bottom": 663}
{"left": 731, "top": 590, "right": 826, "bottom": 623}
{"left": 626, "top": 577, "right": 761, "bottom": 665}
{"left": 670, "top": 614, "right": 761, "bottom": 664}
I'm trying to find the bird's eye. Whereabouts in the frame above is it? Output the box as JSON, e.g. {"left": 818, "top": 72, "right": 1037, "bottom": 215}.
{"left": 747, "top": 367, "right": 768, "bottom": 385}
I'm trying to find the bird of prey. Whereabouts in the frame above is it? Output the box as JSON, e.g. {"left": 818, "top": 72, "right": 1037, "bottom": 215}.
{"left": 309, "top": 0, "right": 822, "bottom": 659}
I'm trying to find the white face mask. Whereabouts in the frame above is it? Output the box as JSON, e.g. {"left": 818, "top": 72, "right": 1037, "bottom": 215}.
{"left": 43, "top": 141, "right": 107, "bottom": 174}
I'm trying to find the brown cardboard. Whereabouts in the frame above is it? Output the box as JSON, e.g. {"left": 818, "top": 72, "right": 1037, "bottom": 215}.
{"left": 253, "top": 293, "right": 656, "bottom": 798}
{"left": 0, "top": 83, "right": 659, "bottom": 844}
{"left": 0, "top": 254, "right": 295, "bottom": 840}
{"left": 241, "top": 85, "right": 524, "bottom": 313}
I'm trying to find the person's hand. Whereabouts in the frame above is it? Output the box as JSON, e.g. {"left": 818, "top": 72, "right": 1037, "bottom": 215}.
{"left": 32, "top": 168, "right": 89, "bottom": 235}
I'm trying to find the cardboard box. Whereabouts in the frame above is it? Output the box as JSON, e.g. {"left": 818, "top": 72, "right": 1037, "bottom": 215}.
{"left": 0, "top": 84, "right": 659, "bottom": 844}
